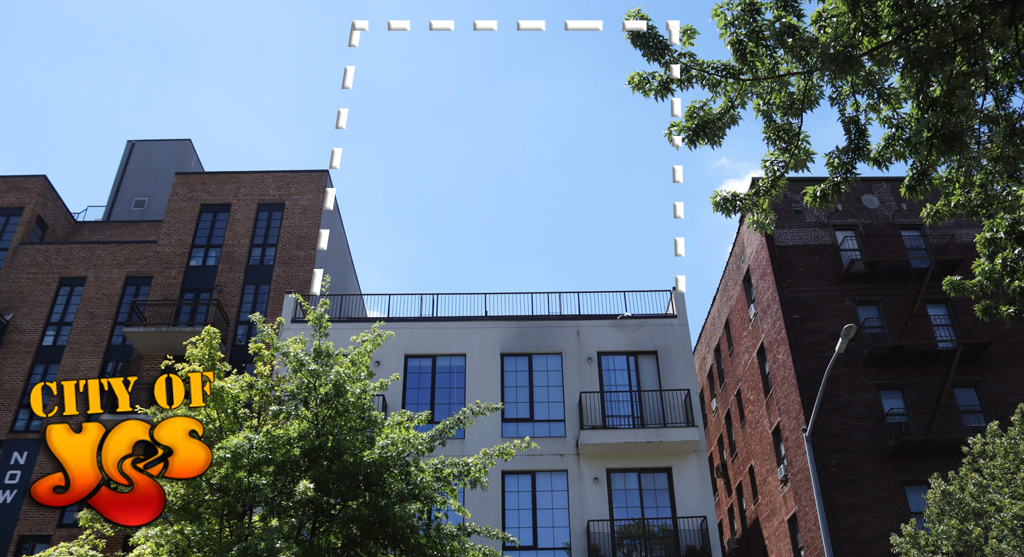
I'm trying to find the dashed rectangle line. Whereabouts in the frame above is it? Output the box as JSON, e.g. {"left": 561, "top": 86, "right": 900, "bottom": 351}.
{"left": 673, "top": 202, "right": 684, "bottom": 219}
{"left": 336, "top": 109, "right": 349, "bottom": 129}
{"left": 673, "top": 165, "right": 684, "bottom": 183}
{"left": 565, "top": 20, "right": 602, "bottom": 31}
{"left": 623, "top": 20, "right": 648, "bottom": 32}
{"left": 388, "top": 20, "right": 411, "bottom": 31}
{"left": 675, "top": 238, "right": 685, "bottom": 257}
{"left": 667, "top": 20, "right": 680, "bottom": 45}
{"left": 430, "top": 20, "right": 454, "bottom": 31}
{"left": 348, "top": 30, "right": 361, "bottom": 47}
{"left": 474, "top": 20, "right": 498, "bottom": 31}
{"left": 323, "top": 188, "right": 336, "bottom": 210}
{"left": 351, "top": 20, "right": 369, "bottom": 31}
{"left": 671, "top": 98, "right": 681, "bottom": 117}
{"left": 329, "top": 148, "right": 343, "bottom": 169}
{"left": 670, "top": 64, "right": 680, "bottom": 79}
{"left": 518, "top": 20, "right": 546, "bottom": 31}
{"left": 342, "top": 66, "right": 355, "bottom": 89}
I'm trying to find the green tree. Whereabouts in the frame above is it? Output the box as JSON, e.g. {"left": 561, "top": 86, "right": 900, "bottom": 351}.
{"left": 625, "top": 2, "right": 1024, "bottom": 320}
{"left": 38, "top": 292, "right": 530, "bottom": 556}
{"left": 890, "top": 404, "right": 1024, "bottom": 555}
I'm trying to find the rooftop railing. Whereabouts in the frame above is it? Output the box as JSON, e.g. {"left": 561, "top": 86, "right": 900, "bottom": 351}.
{"left": 72, "top": 205, "right": 106, "bottom": 222}
{"left": 579, "top": 389, "right": 695, "bottom": 430}
{"left": 586, "top": 517, "right": 712, "bottom": 557}
{"left": 293, "top": 291, "right": 676, "bottom": 322}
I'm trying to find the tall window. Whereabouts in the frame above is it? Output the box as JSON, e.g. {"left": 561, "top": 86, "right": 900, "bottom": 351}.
{"left": 834, "top": 227, "right": 861, "bottom": 267}
{"left": 13, "top": 363, "right": 59, "bottom": 431}
{"left": 699, "top": 389, "right": 708, "bottom": 430}
{"left": 725, "top": 411, "right": 736, "bottom": 457}
{"left": 723, "top": 320, "right": 733, "bottom": 353}
{"left": 926, "top": 302, "right": 957, "bottom": 349}
{"left": 189, "top": 205, "right": 229, "bottom": 266}
{"left": 249, "top": 205, "right": 283, "bottom": 266}
{"left": 736, "top": 390, "right": 746, "bottom": 423}
{"left": 503, "top": 471, "right": 570, "bottom": 555}
{"left": 708, "top": 455, "right": 718, "bottom": 498}
{"left": 772, "top": 426, "right": 787, "bottom": 471}
{"left": 15, "top": 535, "right": 51, "bottom": 557}
{"left": 757, "top": 345, "right": 772, "bottom": 397}
{"left": 880, "top": 389, "right": 910, "bottom": 433}
{"left": 177, "top": 289, "right": 213, "bottom": 325}
{"left": 42, "top": 279, "right": 84, "bottom": 346}
{"left": 111, "top": 278, "right": 151, "bottom": 346}
{"left": 0, "top": 208, "right": 22, "bottom": 270}
{"left": 236, "top": 283, "right": 270, "bottom": 345}
{"left": 502, "top": 354, "right": 565, "bottom": 438}
{"left": 99, "top": 359, "right": 133, "bottom": 413}
{"left": 736, "top": 483, "right": 747, "bottom": 529}
{"left": 904, "top": 484, "right": 928, "bottom": 530}
{"left": 743, "top": 271, "right": 756, "bottom": 317}
{"left": 856, "top": 304, "right": 886, "bottom": 341}
{"left": 706, "top": 367, "right": 717, "bottom": 404}
{"left": 717, "top": 437, "right": 730, "bottom": 492}
{"left": 901, "top": 228, "right": 930, "bottom": 268}
{"left": 29, "top": 216, "right": 48, "bottom": 242}
{"left": 788, "top": 515, "right": 805, "bottom": 556}
{"left": 714, "top": 345, "right": 725, "bottom": 387}
{"left": 404, "top": 356, "right": 466, "bottom": 438}
{"left": 748, "top": 465, "right": 759, "bottom": 503}
{"left": 953, "top": 387, "right": 986, "bottom": 430}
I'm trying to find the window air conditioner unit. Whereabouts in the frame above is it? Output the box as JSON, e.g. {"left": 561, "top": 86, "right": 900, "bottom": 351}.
{"left": 727, "top": 537, "right": 739, "bottom": 550}
{"left": 778, "top": 463, "right": 789, "bottom": 481}
{"left": 711, "top": 397, "right": 718, "bottom": 411}
{"left": 715, "top": 463, "right": 725, "bottom": 479}
{"left": 748, "top": 302, "right": 757, "bottom": 320}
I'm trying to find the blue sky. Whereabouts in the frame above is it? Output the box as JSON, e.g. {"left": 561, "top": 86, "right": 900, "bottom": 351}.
{"left": 0, "top": 1, "right": 898, "bottom": 341}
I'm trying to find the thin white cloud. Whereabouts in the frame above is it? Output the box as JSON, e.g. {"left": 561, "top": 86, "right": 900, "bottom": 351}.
{"left": 717, "top": 169, "right": 761, "bottom": 194}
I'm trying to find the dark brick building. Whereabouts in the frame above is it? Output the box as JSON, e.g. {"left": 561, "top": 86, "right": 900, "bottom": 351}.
{"left": 0, "top": 140, "right": 360, "bottom": 556}
{"left": 693, "top": 177, "right": 1023, "bottom": 557}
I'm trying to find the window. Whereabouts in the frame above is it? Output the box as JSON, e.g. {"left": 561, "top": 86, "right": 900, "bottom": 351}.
{"left": 131, "top": 197, "right": 148, "bottom": 210}
{"left": 42, "top": 279, "right": 85, "bottom": 346}
{"left": 13, "top": 363, "right": 59, "bottom": 431}
{"left": 502, "top": 354, "right": 565, "bottom": 438}
{"left": 856, "top": 304, "right": 886, "bottom": 342}
{"left": 715, "top": 345, "right": 725, "bottom": 387}
{"left": 404, "top": 356, "right": 466, "bottom": 439}
{"left": 736, "top": 390, "right": 746, "bottom": 423}
{"left": 736, "top": 483, "right": 747, "bottom": 529}
{"left": 708, "top": 455, "right": 718, "bottom": 498}
{"left": 770, "top": 425, "right": 786, "bottom": 470}
{"left": 706, "top": 367, "right": 717, "bottom": 405}
{"left": 189, "top": 205, "right": 229, "bottom": 266}
{"left": 727, "top": 505, "right": 736, "bottom": 537}
{"left": 0, "top": 208, "right": 22, "bottom": 270}
{"left": 834, "top": 227, "right": 861, "bottom": 267}
{"left": 434, "top": 487, "right": 465, "bottom": 525}
{"left": 29, "top": 216, "right": 47, "bottom": 242}
{"left": 98, "top": 359, "right": 132, "bottom": 413}
{"left": 724, "top": 320, "right": 734, "bottom": 353}
{"left": 788, "top": 515, "right": 804, "bottom": 557}
{"left": 59, "top": 503, "right": 82, "bottom": 527}
{"left": 743, "top": 271, "right": 756, "bottom": 317}
{"left": 236, "top": 283, "right": 271, "bottom": 345}
{"left": 953, "top": 387, "right": 986, "bottom": 431}
{"left": 904, "top": 484, "right": 928, "bottom": 530}
{"left": 748, "top": 465, "right": 759, "bottom": 503}
{"left": 725, "top": 411, "right": 736, "bottom": 457}
{"left": 901, "top": 228, "right": 930, "bottom": 268}
{"left": 177, "top": 289, "right": 213, "bottom": 325}
{"left": 926, "top": 302, "right": 957, "bottom": 349}
{"left": 718, "top": 521, "right": 726, "bottom": 555}
{"left": 111, "top": 277, "right": 151, "bottom": 346}
{"left": 880, "top": 389, "right": 909, "bottom": 427}
{"left": 503, "top": 471, "right": 570, "bottom": 555}
{"left": 249, "top": 205, "right": 283, "bottom": 266}
{"left": 717, "top": 437, "right": 730, "bottom": 492}
{"left": 609, "top": 470, "right": 674, "bottom": 519}
{"left": 699, "top": 389, "right": 708, "bottom": 430}
{"left": 15, "top": 535, "right": 51, "bottom": 556}
{"left": 757, "top": 345, "right": 772, "bottom": 397}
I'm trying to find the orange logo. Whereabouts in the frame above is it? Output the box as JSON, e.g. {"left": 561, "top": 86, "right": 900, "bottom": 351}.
{"left": 27, "top": 372, "right": 214, "bottom": 526}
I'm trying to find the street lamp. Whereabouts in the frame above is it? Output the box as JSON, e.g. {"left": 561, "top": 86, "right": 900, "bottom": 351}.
{"left": 803, "top": 323, "right": 857, "bottom": 557}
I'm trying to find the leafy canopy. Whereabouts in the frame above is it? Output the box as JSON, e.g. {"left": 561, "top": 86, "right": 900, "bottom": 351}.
{"left": 890, "top": 404, "right": 1024, "bottom": 556}
{"left": 625, "top": 1, "right": 1024, "bottom": 320}
{"left": 39, "top": 292, "right": 531, "bottom": 557}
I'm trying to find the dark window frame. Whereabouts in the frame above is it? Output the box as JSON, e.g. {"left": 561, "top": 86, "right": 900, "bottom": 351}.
{"left": 723, "top": 320, "right": 734, "bottom": 354}
{"left": 29, "top": 216, "right": 48, "bottom": 242}
{"left": 500, "top": 353, "right": 566, "bottom": 438}
{"left": 235, "top": 282, "right": 271, "bottom": 345}
{"left": 0, "top": 207, "right": 23, "bottom": 271}
{"left": 788, "top": 514, "right": 804, "bottom": 556}
{"left": 757, "top": 345, "right": 772, "bottom": 398}
{"left": 248, "top": 204, "right": 284, "bottom": 266}
{"left": 501, "top": 470, "right": 572, "bottom": 552}
{"left": 402, "top": 355, "right": 467, "bottom": 438}
{"left": 736, "top": 483, "right": 747, "bottom": 529}
{"left": 736, "top": 389, "right": 746, "bottom": 424}
{"left": 15, "top": 535, "right": 51, "bottom": 557}
{"left": 188, "top": 204, "right": 230, "bottom": 267}
{"left": 714, "top": 345, "right": 725, "bottom": 387}
{"left": 748, "top": 465, "right": 759, "bottom": 503}
{"left": 42, "top": 278, "right": 85, "bottom": 346}
{"left": 110, "top": 277, "right": 152, "bottom": 347}
{"left": 725, "top": 411, "right": 737, "bottom": 458}
{"left": 605, "top": 468, "right": 678, "bottom": 521}
{"left": 772, "top": 426, "right": 787, "bottom": 468}
{"left": 13, "top": 362, "right": 60, "bottom": 432}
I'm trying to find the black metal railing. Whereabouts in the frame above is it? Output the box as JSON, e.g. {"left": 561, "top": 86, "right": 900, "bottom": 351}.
{"left": 579, "top": 390, "right": 694, "bottom": 430}
{"left": 883, "top": 406, "right": 992, "bottom": 445}
{"left": 127, "top": 298, "right": 230, "bottom": 333}
{"left": 586, "top": 517, "right": 712, "bottom": 557}
{"left": 836, "top": 233, "right": 957, "bottom": 267}
{"left": 72, "top": 205, "right": 106, "bottom": 221}
{"left": 858, "top": 314, "right": 986, "bottom": 350}
{"left": 293, "top": 291, "right": 676, "bottom": 321}
{"left": 373, "top": 394, "right": 387, "bottom": 415}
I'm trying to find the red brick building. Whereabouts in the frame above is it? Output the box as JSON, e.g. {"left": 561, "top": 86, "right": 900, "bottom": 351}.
{"left": 693, "top": 177, "right": 1022, "bottom": 556}
{"left": 0, "top": 140, "right": 360, "bottom": 556}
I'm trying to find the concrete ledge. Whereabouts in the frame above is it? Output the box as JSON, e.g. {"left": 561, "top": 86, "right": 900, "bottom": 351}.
{"left": 578, "top": 426, "right": 701, "bottom": 455}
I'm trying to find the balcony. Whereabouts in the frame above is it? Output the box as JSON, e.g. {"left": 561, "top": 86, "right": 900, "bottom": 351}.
{"left": 122, "top": 298, "right": 230, "bottom": 355}
{"left": 882, "top": 405, "right": 1011, "bottom": 453}
{"left": 586, "top": 517, "right": 712, "bottom": 557}
{"left": 292, "top": 291, "right": 676, "bottom": 322}
{"left": 835, "top": 233, "right": 965, "bottom": 281}
{"left": 577, "top": 390, "right": 701, "bottom": 454}
{"left": 72, "top": 205, "right": 106, "bottom": 222}
{"left": 859, "top": 315, "right": 992, "bottom": 363}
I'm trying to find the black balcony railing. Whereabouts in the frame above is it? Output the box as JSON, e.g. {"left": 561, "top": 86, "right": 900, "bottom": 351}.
{"left": 72, "top": 205, "right": 106, "bottom": 222}
{"left": 859, "top": 315, "right": 992, "bottom": 361}
{"left": 373, "top": 394, "right": 387, "bottom": 415}
{"left": 835, "top": 233, "right": 963, "bottom": 278}
{"left": 579, "top": 390, "right": 694, "bottom": 430}
{"left": 293, "top": 291, "right": 676, "bottom": 322}
{"left": 127, "top": 298, "right": 230, "bottom": 333}
{"left": 883, "top": 405, "right": 1001, "bottom": 452}
{"left": 586, "top": 517, "right": 712, "bottom": 557}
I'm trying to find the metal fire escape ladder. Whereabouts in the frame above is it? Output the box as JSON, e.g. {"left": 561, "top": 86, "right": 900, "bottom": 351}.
{"left": 924, "top": 344, "right": 964, "bottom": 435}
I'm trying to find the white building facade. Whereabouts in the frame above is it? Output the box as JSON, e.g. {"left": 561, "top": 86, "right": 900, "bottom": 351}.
{"left": 280, "top": 289, "right": 720, "bottom": 557}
